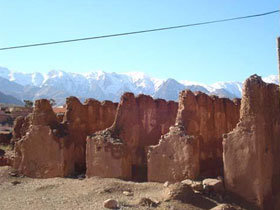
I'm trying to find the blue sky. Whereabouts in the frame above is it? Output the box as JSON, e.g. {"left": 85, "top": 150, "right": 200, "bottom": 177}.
{"left": 0, "top": 1, "right": 279, "bottom": 84}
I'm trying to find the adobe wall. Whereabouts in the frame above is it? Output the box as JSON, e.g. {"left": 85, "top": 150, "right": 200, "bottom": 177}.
{"left": 178, "top": 90, "right": 240, "bottom": 177}
{"left": 86, "top": 93, "right": 178, "bottom": 181}
{"left": 223, "top": 75, "right": 280, "bottom": 209}
{"left": 63, "top": 97, "right": 118, "bottom": 173}
{"left": 148, "top": 125, "right": 200, "bottom": 182}
{"left": 13, "top": 99, "right": 73, "bottom": 177}
{"left": 86, "top": 129, "right": 132, "bottom": 180}
{"left": 148, "top": 90, "right": 240, "bottom": 182}
{"left": 13, "top": 97, "right": 118, "bottom": 177}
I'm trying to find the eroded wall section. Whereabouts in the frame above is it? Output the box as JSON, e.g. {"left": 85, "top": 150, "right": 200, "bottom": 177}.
{"left": 223, "top": 75, "right": 280, "bottom": 210}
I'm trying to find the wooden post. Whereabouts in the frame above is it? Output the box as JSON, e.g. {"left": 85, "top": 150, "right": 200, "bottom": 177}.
{"left": 278, "top": 37, "right": 280, "bottom": 91}
{"left": 278, "top": 37, "right": 280, "bottom": 85}
{"left": 278, "top": 37, "right": 280, "bottom": 106}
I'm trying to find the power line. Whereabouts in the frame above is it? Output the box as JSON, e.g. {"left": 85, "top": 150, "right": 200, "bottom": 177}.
{"left": 0, "top": 9, "right": 279, "bottom": 51}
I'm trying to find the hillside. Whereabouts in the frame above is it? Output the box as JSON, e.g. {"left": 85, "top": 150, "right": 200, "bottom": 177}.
{"left": 0, "top": 91, "right": 23, "bottom": 106}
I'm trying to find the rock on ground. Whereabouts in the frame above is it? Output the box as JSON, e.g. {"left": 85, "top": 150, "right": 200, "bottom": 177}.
{"left": 103, "top": 199, "right": 118, "bottom": 209}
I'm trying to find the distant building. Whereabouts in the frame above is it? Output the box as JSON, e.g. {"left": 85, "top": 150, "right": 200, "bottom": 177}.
{"left": 53, "top": 107, "right": 66, "bottom": 114}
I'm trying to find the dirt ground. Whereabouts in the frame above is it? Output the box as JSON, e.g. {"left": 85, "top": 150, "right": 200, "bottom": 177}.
{"left": 0, "top": 166, "right": 254, "bottom": 210}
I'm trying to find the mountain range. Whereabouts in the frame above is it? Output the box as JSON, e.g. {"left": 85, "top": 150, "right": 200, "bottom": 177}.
{"left": 0, "top": 91, "right": 23, "bottom": 106}
{"left": 0, "top": 66, "right": 278, "bottom": 106}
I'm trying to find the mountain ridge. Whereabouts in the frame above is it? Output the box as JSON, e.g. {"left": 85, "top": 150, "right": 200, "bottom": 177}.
{"left": 0, "top": 66, "right": 278, "bottom": 105}
{"left": 0, "top": 91, "right": 24, "bottom": 105}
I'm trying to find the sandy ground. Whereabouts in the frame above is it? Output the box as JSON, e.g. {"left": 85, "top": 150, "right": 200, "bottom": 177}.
{"left": 0, "top": 166, "right": 252, "bottom": 210}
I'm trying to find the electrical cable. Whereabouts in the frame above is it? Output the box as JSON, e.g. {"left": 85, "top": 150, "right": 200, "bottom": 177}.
{"left": 0, "top": 9, "right": 279, "bottom": 51}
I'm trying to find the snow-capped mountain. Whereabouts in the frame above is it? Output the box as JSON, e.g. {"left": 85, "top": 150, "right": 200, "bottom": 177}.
{"left": 263, "top": 75, "right": 279, "bottom": 84}
{"left": 0, "top": 66, "right": 277, "bottom": 105}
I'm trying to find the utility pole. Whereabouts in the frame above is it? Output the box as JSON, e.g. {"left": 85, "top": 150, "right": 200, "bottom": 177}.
{"left": 278, "top": 37, "right": 280, "bottom": 92}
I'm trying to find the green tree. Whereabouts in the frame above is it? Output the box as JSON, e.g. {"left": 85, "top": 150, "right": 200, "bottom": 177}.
{"left": 49, "top": 99, "right": 56, "bottom": 107}
{"left": 24, "top": 100, "right": 33, "bottom": 108}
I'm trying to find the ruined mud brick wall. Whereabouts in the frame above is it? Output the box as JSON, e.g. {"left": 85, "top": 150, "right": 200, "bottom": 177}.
{"left": 13, "top": 99, "right": 73, "bottom": 177}
{"left": 223, "top": 75, "right": 280, "bottom": 210}
{"left": 86, "top": 129, "right": 132, "bottom": 180}
{"left": 178, "top": 90, "right": 240, "bottom": 177}
{"left": 148, "top": 125, "right": 200, "bottom": 182}
{"left": 86, "top": 93, "right": 178, "bottom": 181}
{"left": 112, "top": 93, "right": 178, "bottom": 167}
{"left": 13, "top": 97, "right": 117, "bottom": 178}
{"left": 12, "top": 115, "right": 31, "bottom": 141}
{"left": 64, "top": 97, "right": 118, "bottom": 173}
{"left": 148, "top": 90, "right": 240, "bottom": 182}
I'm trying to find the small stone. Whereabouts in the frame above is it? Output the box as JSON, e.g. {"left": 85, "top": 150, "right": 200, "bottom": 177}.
{"left": 103, "top": 199, "right": 118, "bottom": 209}
{"left": 9, "top": 171, "right": 19, "bottom": 177}
{"left": 210, "top": 204, "right": 237, "bottom": 210}
{"left": 103, "top": 188, "right": 112, "bottom": 193}
{"left": 163, "top": 181, "right": 170, "bottom": 187}
{"left": 138, "top": 197, "right": 158, "bottom": 207}
{"left": 181, "top": 179, "right": 192, "bottom": 186}
{"left": 181, "top": 179, "right": 203, "bottom": 192}
{"left": 191, "top": 182, "right": 203, "bottom": 192}
{"left": 123, "top": 191, "right": 133, "bottom": 196}
{"left": 11, "top": 180, "right": 21, "bottom": 185}
{"left": 165, "top": 183, "right": 194, "bottom": 202}
{"left": 203, "top": 178, "right": 224, "bottom": 193}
